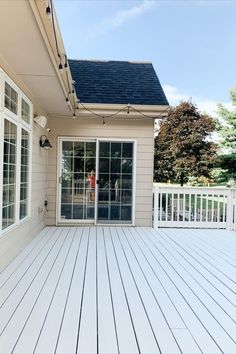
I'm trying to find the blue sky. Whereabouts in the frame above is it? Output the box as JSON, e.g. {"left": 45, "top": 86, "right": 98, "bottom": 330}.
{"left": 55, "top": 0, "right": 236, "bottom": 115}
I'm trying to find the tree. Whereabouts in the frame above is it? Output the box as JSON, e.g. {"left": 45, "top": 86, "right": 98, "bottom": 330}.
{"left": 215, "top": 88, "right": 236, "bottom": 184}
{"left": 154, "top": 101, "right": 217, "bottom": 186}
{"left": 214, "top": 154, "right": 236, "bottom": 184}
{"left": 217, "top": 87, "right": 236, "bottom": 151}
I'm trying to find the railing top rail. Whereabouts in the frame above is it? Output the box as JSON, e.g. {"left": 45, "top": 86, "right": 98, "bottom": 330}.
{"left": 154, "top": 185, "right": 235, "bottom": 193}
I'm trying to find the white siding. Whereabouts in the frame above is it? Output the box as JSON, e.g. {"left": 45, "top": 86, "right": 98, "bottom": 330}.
{"left": 46, "top": 116, "right": 154, "bottom": 227}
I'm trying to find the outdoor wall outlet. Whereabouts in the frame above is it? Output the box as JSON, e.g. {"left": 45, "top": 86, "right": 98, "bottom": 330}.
{"left": 44, "top": 200, "right": 48, "bottom": 212}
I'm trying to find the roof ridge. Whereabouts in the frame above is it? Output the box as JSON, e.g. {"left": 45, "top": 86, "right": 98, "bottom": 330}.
{"left": 68, "top": 58, "right": 153, "bottom": 64}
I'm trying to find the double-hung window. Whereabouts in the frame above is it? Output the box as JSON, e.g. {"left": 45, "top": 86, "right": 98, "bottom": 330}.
{"left": 0, "top": 69, "right": 32, "bottom": 234}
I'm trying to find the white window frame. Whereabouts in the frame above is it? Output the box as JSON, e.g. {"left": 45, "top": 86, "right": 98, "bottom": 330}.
{"left": 0, "top": 68, "right": 33, "bottom": 236}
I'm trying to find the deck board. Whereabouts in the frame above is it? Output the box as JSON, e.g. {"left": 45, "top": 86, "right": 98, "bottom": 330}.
{"left": 104, "top": 227, "right": 138, "bottom": 354}
{"left": 96, "top": 227, "right": 118, "bottom": 354}
{"left": 0, "top": 226, "right": 236, "bottom": 354}
{"left": 77, "top": 227, "right": 97, "bottom": 354}
{"left": 55, "top": 227, "right": 89, "bottom": 354}
{"left": 143, "top": 228, "right": 236, "bottom": 352}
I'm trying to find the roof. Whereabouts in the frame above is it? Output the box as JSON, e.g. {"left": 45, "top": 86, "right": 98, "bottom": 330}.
{"left": 68, "top": 59, "right": 169, "bottom": 106}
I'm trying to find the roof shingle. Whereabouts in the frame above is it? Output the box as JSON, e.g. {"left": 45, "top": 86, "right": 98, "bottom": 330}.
{"left": 68, "top": 59, "right": 168, "bottom": 106}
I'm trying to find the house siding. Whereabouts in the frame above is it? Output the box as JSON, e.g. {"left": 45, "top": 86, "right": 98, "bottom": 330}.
{"left": 46, "top": 116, "right": 154, "bottom": 227}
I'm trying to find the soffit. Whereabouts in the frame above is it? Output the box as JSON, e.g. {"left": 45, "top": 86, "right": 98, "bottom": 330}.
{"left": 0, "top": 0, "right": 71, "bottom": 115}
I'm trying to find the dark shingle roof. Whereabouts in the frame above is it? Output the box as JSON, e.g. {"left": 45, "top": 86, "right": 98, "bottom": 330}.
{"left": 68, "top": 59, "right": 168, "bottom": 106}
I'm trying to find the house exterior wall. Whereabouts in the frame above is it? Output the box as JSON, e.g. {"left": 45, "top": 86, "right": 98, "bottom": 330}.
{"left": 46, "top": 116, "right": 155, "bottom": 227}
{"left": 0, "top": 64, "right": 48, "bottom": 272}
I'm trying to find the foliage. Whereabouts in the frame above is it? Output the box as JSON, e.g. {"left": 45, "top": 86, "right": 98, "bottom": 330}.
{"left": 217, "top": 87, "right": 236, "bottom": 151}
{"left": 187, "top": 176, "right": 213, "bottom": 187}
{"left": 210, "top": 167, "right": 228, "bottom": 185}
{"left": 214, "top": 89, "right": 236, "bottom": 184}
{"left": 154, "top": 101, "right": 217, "bottom": 186}
{"left": 213, "top": 153, "right": 236, "bottom": 184}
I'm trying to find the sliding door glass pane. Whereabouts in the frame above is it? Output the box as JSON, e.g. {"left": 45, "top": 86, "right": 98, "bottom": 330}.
{"left": 2, "top": 119, "right": 17, "bottom": 229}
{"left": 60, "top": 141, "right": 96, "bottom": 220}
{"left": 98, "top": 141, "right": 133, "bottom": 224}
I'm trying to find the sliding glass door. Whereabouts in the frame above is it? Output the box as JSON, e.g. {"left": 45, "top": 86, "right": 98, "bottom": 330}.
{"left": 58, "top": 139, "right": 134, "bottom": 225}
{"left": 96, "top": 141, "right": 134, "bottom": 224}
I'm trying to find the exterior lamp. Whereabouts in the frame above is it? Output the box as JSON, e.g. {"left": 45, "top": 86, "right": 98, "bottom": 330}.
{"left": 39, "top": 135, "right": 52, "bottom": 150}
{"left": 46, "top": 5, "right": 51, "bottom": 16}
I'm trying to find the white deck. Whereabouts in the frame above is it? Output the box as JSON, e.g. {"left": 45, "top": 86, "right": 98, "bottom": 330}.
{"left": 1, "top": 227, "right": 236, "bottom": 354}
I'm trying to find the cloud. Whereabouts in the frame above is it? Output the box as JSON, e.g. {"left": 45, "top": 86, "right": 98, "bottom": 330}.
{"left": 89, "top": 0, "right": 156, "bottom": 38}
{"left": 163, "top": 84, "right": 232, "bottom": 117}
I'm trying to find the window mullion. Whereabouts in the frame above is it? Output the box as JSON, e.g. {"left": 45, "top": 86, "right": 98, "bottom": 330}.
{"left": 15, "top": 125, "right": 21, "bottom": 224}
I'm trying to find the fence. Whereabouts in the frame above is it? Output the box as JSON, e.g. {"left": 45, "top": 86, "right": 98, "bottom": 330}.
{"left": 154, "top": 186, "right": 236, "bottom": 230}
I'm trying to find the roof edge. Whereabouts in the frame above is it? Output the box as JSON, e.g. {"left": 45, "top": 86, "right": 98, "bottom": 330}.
{"left": 68, "top": 58, "right": 153, "bottom": 65}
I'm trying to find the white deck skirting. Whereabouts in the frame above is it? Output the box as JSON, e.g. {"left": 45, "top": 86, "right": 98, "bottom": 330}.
{"left": 0, "top": 227, "right": 236, "bottom": 353}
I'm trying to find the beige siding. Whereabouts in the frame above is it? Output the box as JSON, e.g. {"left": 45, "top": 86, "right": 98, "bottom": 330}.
{"left": 46, "top": 116, "right": 154, "bottom": 227}
{"left": 0, "top": 63, "right": 48, "bottom": 272}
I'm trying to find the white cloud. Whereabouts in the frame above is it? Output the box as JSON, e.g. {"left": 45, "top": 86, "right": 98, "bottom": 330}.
{"left": 163, "top": 84, "right": 232, "bottom": 117}
{"left": 89, "top": 1, "right": 156, "bottom": 38}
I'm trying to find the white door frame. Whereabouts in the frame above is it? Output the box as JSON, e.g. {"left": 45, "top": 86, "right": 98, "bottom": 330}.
{"left": 57, "top": 137, "right": 97, "bottom": 225}
{"left": 57, "top": 137, "right": 136, "bottom": 226}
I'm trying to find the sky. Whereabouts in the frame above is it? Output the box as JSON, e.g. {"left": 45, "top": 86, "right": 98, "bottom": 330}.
{"left": 54, "top": 0, "right": 236, "bottom": 116}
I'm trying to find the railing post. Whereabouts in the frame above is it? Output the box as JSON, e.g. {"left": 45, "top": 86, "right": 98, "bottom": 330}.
{"left": 226, "top": 188, "right": 233, "bottom": 230}
{"left": 154, "top": 186, "right": 159, "bottom": 229}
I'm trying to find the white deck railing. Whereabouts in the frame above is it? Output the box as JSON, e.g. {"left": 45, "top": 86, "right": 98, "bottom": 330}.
{"left": 154, "top": 186, "right": 236, "bottom": 230}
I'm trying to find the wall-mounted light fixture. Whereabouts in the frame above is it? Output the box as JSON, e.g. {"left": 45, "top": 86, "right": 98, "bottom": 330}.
{"left": 39, "top": 135, "right": 52, "bottom": 150}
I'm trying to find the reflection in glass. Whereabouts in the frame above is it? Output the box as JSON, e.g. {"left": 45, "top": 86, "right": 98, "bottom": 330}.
{"left": 99, "top": 142, "right": 110, "bottom": 157}
{"left": 111, "top": 159, "right": 121, "bottom": 173}
{"left": 2, "top": 119, "right": 17, "bottom": 229}
{"left": 62, "top": 141, "right": 73, "bottom": 156}
{"left": 60, "top": 141, "right": 96, "bottom": 220}
{"left": 86, "top": 142, "right": 96, "bottom": 157}
{"left": 122, "top": 143, "right": 133, "bottom": 157}
{"left": 99, "top": 158, "right": 109, "bottom": 173}
{"left": 111, "top": 143, "right": 121, "bottom": 157}
{"left": 5, "top": 82, "right": 18, "bottom": 115}
{"left": 74, "top": 158, "right": 84, "bottom": 173}
{"left": 21, "top": 99, "right": 30, "bottom": 124}
{"left": 74, "top": 142, "right": 84, "bottom": 157}
{"left": 61, "top": 188, "right": 73, "bottom": 203}
{"left": 20, "top": 129, "right": 29, "bottom": 219}
{"left": 97, "top": 141, "right": 133, "bottom": 224}
{"left": 85, "top": 158, "right": 96, "bottom": 172}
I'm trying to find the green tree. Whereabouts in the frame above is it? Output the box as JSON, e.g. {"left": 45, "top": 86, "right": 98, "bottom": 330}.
{"left": 154, "top": 101, "right": 217, "bottom": 186}
{"left": 215, "top": 88, "right": 236, "bottom": 184}
{"left": 217, "top": 87, "right": 236, "bottom": 150}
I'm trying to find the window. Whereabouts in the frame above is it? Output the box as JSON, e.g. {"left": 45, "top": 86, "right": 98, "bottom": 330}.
{"left": 2, "top": 120, "right": 17, "bottom": 229}
{"left": 5, "top": 82, "right": 18, "bottom": 115}
{"left": 20, "top": 129, "right": 30, "bottom": 219}
{"left": 21, "top": 99, "right": 30, "bottom": 124}
{"left": 0, "top": 69, "right": 32, "bottom": 233}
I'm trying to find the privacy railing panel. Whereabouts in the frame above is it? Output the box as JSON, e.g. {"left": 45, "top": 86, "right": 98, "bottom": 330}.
{"left": 154, "top": 186, "right": 236, "bottom": 230}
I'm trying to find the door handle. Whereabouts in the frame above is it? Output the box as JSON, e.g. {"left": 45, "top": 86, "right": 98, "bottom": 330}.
{"left": 96, "top": 180, "right": 99, "bottom": 185}
{"left": 59, "top": 176, "right": 62, "bottom": 184}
